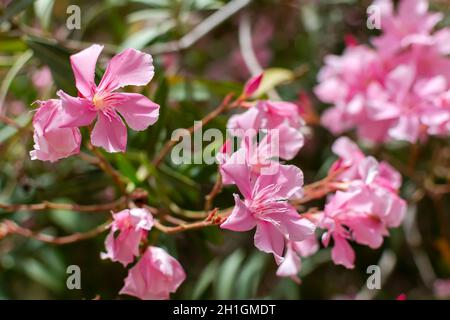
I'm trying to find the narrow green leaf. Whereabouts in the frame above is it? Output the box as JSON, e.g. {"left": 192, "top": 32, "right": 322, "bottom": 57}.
{"left": 252, "top": 68, "right": 295, "bottom": 98}
{"left": 147, "top": 77, "right": 169, "bottom": 157}
{"left": 0, "top": 0, "right": 36, "bottom": 24}
{"left": 25, "top": 37, "right": 75, "bottom": 95}
{"left": 192, "top": 259, "right": 220, "bottom": 299}
{"left": 235, "top": 251, "right": 267, "bottom": 299}
{"left": 34, "top": 0, "right": 54, "bottom": 30}
{"left": 214, "top": 249, "right": 245, "bottom": 299}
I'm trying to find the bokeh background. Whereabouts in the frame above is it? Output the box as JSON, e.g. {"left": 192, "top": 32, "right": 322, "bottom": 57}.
{"left": 1, "top": 0, "right": 450, "bottom": 299}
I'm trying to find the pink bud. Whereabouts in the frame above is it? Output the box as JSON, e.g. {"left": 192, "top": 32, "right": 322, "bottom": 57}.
{"left": 243, "top": 73, "right": 264, "bottom": 97}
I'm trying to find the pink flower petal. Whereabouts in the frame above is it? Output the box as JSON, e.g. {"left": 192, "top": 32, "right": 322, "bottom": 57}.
{"left": 58, "top": 90, "right": 97, "bottom": 127}
{"left": 91, "top": 112, "right": 127, "bottom": 152}
{"left": 331, "top": 235, "right": 355, "bottom": 269}
{"left": 98, "top": 48, "right": 154, "bottom": 93}
{"left": 30, "top": 99, "right": 81, "bottom": 162}
{"left": 277, "top": 123, "right": 304, "bottom": 160}
{"left": 70, "top": 44, "right": 103, "bottom": 98}
{"left": 120, "top": 247, "right": 186, "bottom": 300}
{"left": 276, "top": 243, "right": 301, "bottom": 278}
{"left": 114, "top": 93, "right": 160, "bottom": 131}
{"left": 220, "top": 194, "right": 256, "bottom": 232}
{"left": 254, "top": 221, "right": 285, "bottom": 258}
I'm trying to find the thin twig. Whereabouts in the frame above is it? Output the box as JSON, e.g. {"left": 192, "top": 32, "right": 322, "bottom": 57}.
{"left": 0, "top": 197, "right": 127, "bottom": 213}
{"left": 0, "top": 114, "right": 24, "bottom": 129}
{"left": 168, "top": 203, "right": 211, "bottom": 219}
{"left": 153, "top": 208, "right": 231, "bottom": 234}
{"left": 152, "top": 93, "right": 236, "bottom": 167}
{"left": 86, "top": 142, "right": 127, "bottom": 194}
{"left": 292, "top": 169, "right": 349, "bottom": 206}
{"left": 1, "top": 219, "right": 110, "bottom": 245}
{"left": 204, "top": 171, "right": 223, "bottom": 211}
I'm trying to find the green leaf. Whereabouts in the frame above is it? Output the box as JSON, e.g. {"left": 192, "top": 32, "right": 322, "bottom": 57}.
{"left": 34, "top": 0, "right": 54, "bottom": 30}
{"left": 130, "top": 0, "right": 171, "bottom": 7}
{"left": 115, "top": 153, "right": 139, "bottom": 185}
{"left": 0, "top": 0, "right": 36, "bottom": 24}
{"left": 147, "top": 77, "right": 169, "bottom": 157}
{"left": 214, "top": 249, "right": 245, "bottom": 299}
{"left": 252, "top": 68, "right": 295, "bottom": 98}
{"left": 0, "top": 37, "right": 27, "bottom": 53}
{"left": 300, "top": 4, "right": 321, "bottom": 32}
{"left": 25, "top": 37, "right": 75, "bottom": 95}
{"left": 192, "top": 259, "right": 220, "bottom": 299}
{"left": 0, "top": 113, "right": 31, "bottom": 144}
{"left": 120, "top": 21, "right": 174, "bottom": 50}
{"left": 0, "top": 50, "right": 33, "bottom": 113}
{"left": 22, "top": 257, "right": 63, "bottom": 292}
{"left": 299, "top": 248, "right": 331, "bottom": 277}
{"left": 126, "top": 9, "right": 171, "bottom": 24}
{"left": 235, "top": 251, "right": 267, "bottom": 299}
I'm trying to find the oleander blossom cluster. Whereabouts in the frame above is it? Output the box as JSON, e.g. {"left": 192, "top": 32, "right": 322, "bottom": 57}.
{"left": 30, "top": 45, "right": 160, "bottom": 161}
{"left": 318, "top": 137, "right": 406, "bottom": 268}
{"left": 218, "top": 74, "right": 407, "bottom": 279}
{"left": 24, "top": 38, "right": 409, "bottom": 298}
{"left": 316, "top": 0, "right": 450, "bottom": 143}
{"left": 102, "top": 208, "right": 186, "bottom": 300}
{"left": 275, "top": 136, "right": 407, "bottom": 277}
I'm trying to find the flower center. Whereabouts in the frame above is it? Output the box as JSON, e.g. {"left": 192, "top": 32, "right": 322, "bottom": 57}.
{"left": 93, "top": 94, "right": 106, "bottom": 110}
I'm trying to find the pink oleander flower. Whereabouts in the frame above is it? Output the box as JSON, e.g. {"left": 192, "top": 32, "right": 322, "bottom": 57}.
{"left": 30, "top": 99, "right": 81, "bottom": 162}
{"left": 276, "top": 235, "right": 319, "bottom": 281}
{"left": 101, "top": 208, "right": 154, "bottom": 266}
{"left": 227, "top": 100, "right": 304, "bottom": 160}
{"left": 421, "top": 86, "right": 450, "bottom": 136}
{"left": 120, "top": 246, "right": 186, "bottom": 300}
{"left": 58, "top": 44, "right": 160, "bottom": 152}
{"left": 32, "top": 66, "right": 53, "bottom": 93}
{"left": 220, "top": 143, "right": 315, "bottom": 259}
{"left": 317, "top": 0, "right": 450, "bottom": 143}
{"left": 218, "top": 135, "right": 285, "bottom": 185}
{"left": 316, "top": 44, "right": 390, "bottom": 141}
{"left": 372, "top": 0, "right": 450, "bottom": 57}
{"left": 330, "top": 137, "right": 402, "bottom": 191}
{"left": 320, "top": 138, "right": 406, "bottom": 268}
{"left": 433, "top": 279, "right": 450, "bottom": 299}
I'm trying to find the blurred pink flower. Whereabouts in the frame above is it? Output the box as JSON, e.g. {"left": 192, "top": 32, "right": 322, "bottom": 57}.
{"left": 317, "top": 0, "right": 450, "bottom": 143}
{"left": 330, "top": 137, "right": 402, "bottom": 191}
{"left": 30, "top": 99, "right": 81, "bottom": 162}
{"left": 58, "top": 44, "right": 159, "bottom": 152}
{"left": 320, "top": 138, "right": 406, "bottom": 268}
{"left": 433, "top": 279, "right": 450, "bottom": 299}
{"left": 276, "top": 235, "right": 319, "bottom": 281}
{"left": 372, "top": 0, "right": 450, "bottom": 57}
{"left": 0, "top": 0, "right": 12, "bottom": 7}
{"left": 32, "top": 66, "right": 53, "bottom": 92}
{"left": 101, "top": 208, "right": 154, "bottom": 266}
{"left": 220, "top": 144, "right": 315, "bottom": 259}
{"left": 315, "top": 44, "right": 384, "bottom": 139}
{"left": 120, "top": 246, "right": 186, "bottom": 300}
{"left": 227, "top": 100, "right": 304, "bottom": 160}
{"left": 8, "top": 100, "right": 26, "bottom": 117}
{"left": 421, "top": 86, "right": 450, "bottom": 136}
